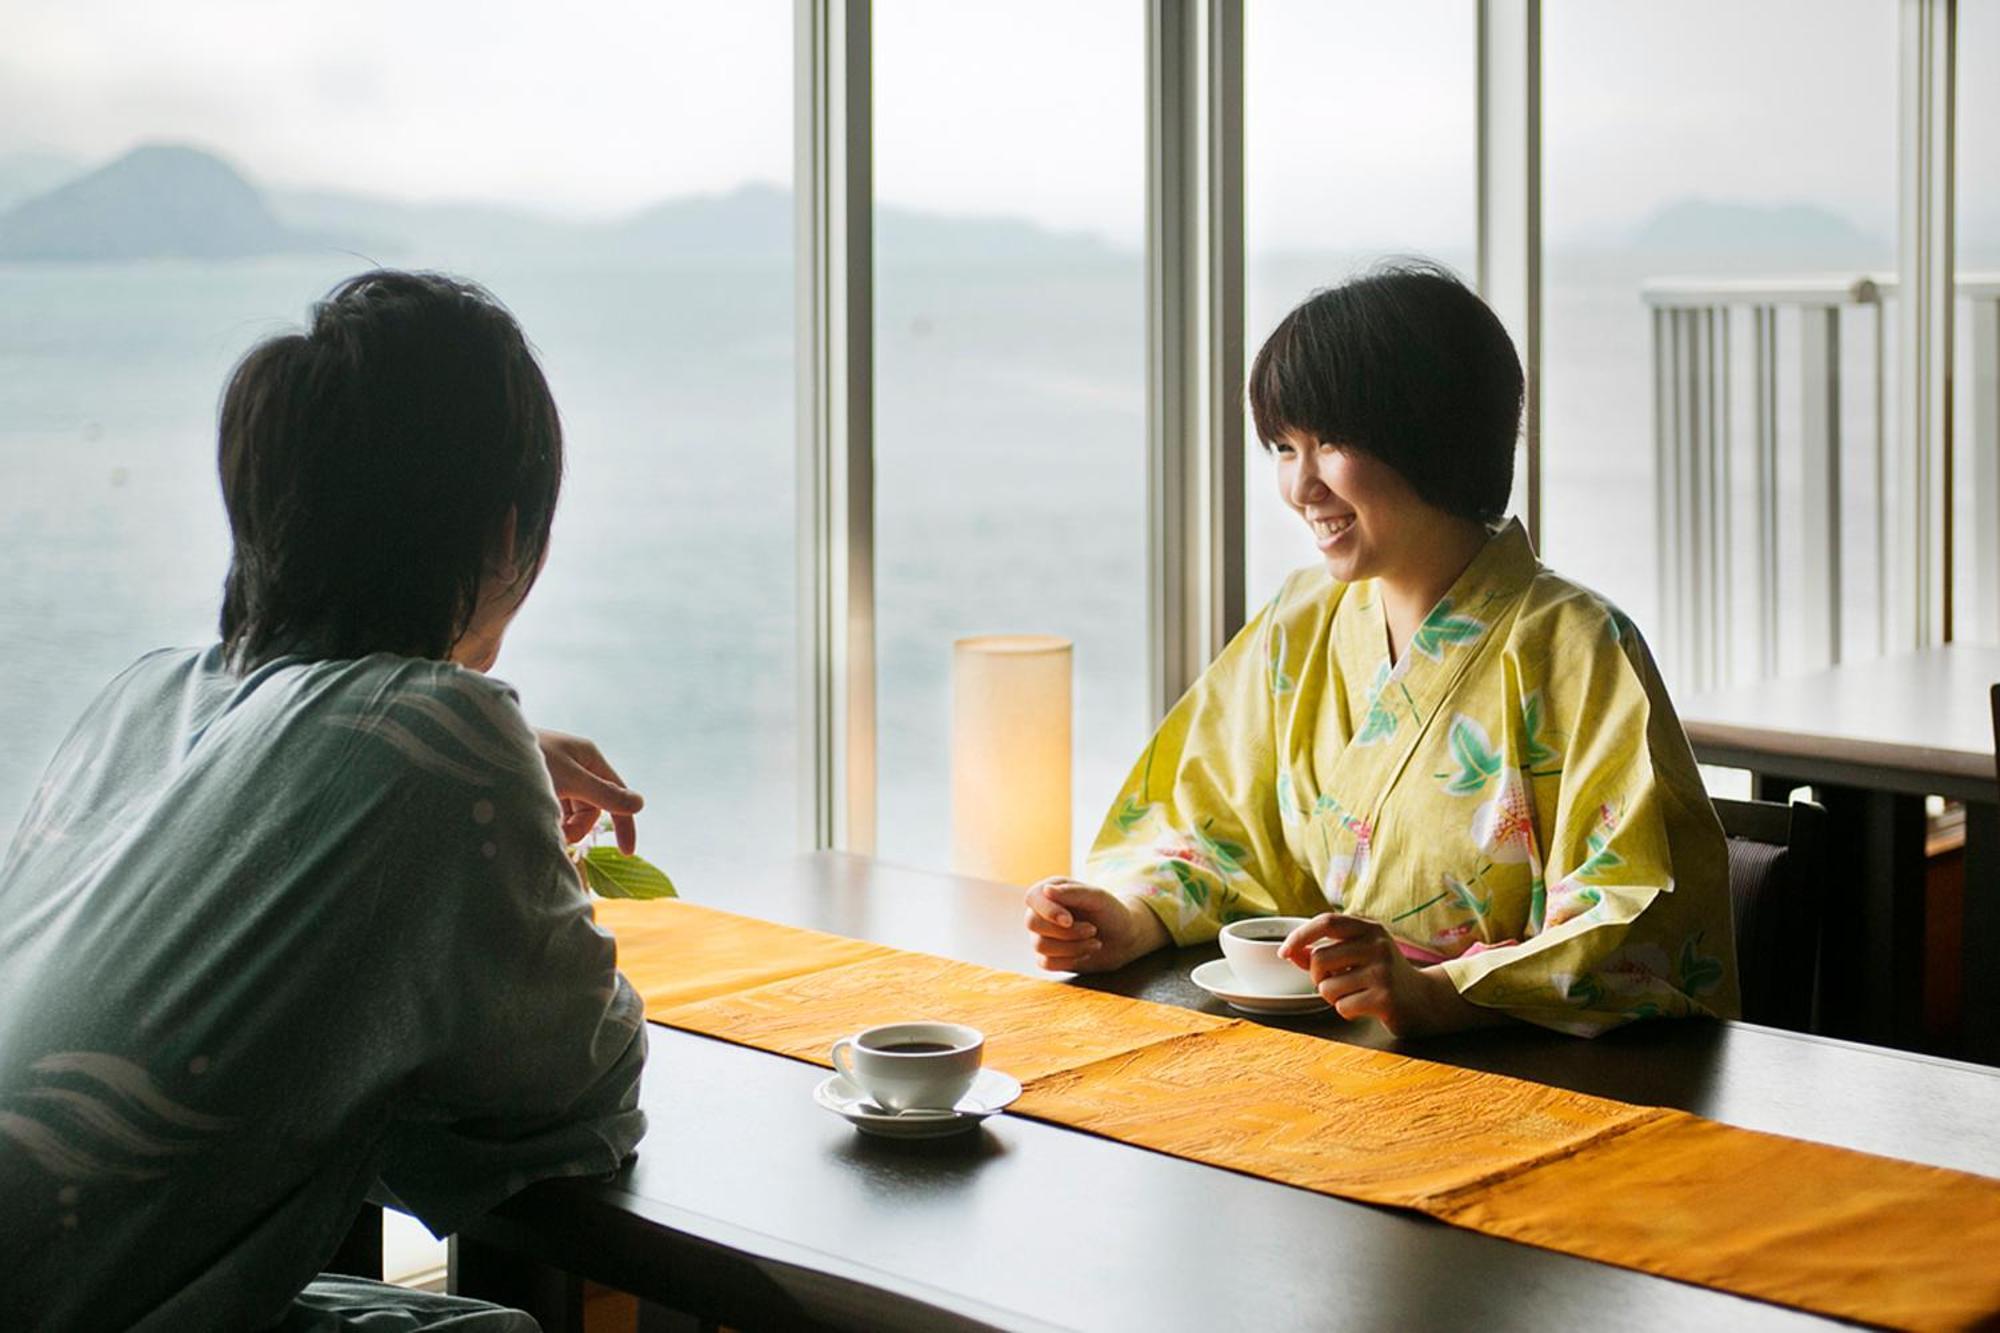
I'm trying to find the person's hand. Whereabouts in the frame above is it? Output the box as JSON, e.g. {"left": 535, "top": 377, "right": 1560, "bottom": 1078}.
{"left": 1024, "top": 879, "right": 1170, "bottom": 973}
{"left": 535, "top": 730, "right": 645, "bottom": 853}
{"left": 1279, "top": 913, "right": 1474, "bottom": 1037}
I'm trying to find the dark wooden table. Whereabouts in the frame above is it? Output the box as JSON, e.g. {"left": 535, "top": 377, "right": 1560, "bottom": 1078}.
{"left": 1679, "top": 644, "right": 2000, "bottom": 1062}
{"left": 451, "top": 854, "right": 2000, "bottom": 1331}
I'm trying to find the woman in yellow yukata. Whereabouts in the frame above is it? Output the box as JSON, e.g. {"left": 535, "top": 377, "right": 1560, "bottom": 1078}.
{"left": 1025, "top": 261, "right": 1739, "bottom": 1038}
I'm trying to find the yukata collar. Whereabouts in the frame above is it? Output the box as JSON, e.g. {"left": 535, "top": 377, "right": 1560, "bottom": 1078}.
{"left": 1374, "top": 517, "right": 1539, "bottom": 685}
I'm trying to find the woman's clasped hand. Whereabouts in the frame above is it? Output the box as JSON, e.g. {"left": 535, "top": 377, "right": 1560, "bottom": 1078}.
{"left": 1023, "top": 878, "right": 1168, "bottom": 973}
{"left": 1278, "top": 914, "right": 1492, "bottom": 1038}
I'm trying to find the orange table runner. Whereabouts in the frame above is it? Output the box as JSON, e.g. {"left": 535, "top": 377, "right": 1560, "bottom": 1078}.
{"left": 597, "top": 899, "right": 2000, "bottom": 1330}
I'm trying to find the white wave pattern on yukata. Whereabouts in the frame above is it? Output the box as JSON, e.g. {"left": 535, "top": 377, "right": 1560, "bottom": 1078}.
{"left": 322, "top": 676, "right": 529, "bottom": 789}
{"left": 386, "top": 690, "right": 528, "bottom": 773}
{"left": 323, "top": 715, "right": 497, "bottom": 787}
{"left": 1, "top": 1051, "right": 235, "bottom": 1180}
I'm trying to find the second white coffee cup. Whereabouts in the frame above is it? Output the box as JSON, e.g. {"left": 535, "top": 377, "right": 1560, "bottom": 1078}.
{"left": 829, "top": 1021, "right": 984, "bottom": 1112}
{"left": 1218, "top": 916, "right": 1317, "bottom": 996}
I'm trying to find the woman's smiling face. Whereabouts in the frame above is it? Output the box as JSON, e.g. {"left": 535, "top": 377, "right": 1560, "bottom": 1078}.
{"left": 1271, "top": 427, "right": 1439, "bottom": 585}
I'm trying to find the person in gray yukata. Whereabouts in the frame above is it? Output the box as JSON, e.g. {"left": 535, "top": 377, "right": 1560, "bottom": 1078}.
{"left": 0, "top": 271, "right": 650, "bottom": 1331}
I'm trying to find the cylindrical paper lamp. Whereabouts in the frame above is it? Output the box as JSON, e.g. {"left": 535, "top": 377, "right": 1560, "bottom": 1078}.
{"left": 951, "top": 635, "right": 1072, "bottom": 885}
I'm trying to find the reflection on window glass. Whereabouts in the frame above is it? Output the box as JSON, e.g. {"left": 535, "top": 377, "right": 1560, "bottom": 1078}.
{"left": 1953, "top": 4, "right": 1999, "bottom": 644}
{"left": 1243, "top": 0, "right": 1477, "bottom": 608}
{"left": 1543, "top": 0, "right": 1894, "bottom": 680}
{"left": 873, "top": 0, "right": 1145, "bottom": 875}
{"left": 0, "top": 4, "right": 796, "bottom": 874}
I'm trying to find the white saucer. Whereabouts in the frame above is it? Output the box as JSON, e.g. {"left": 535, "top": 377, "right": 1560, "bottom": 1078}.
{"left": 1190, "top": 958, "right": 1327, "bottom": 1015}
{"left": 813, "top": 1067, "right": 1023, "bottom": 1139}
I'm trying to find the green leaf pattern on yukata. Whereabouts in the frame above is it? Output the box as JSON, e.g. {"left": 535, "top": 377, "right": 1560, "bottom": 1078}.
{"left": 1575, "top": 829, "right": 1625, "bottom": 881}
{"left": 1353, "top": 659, "right": 1398, "bottom": 746}
{"left": 1563, "top": 972, "right": 1606, "bottom": 1009}
{"left": 1409, "top": 598, "right": 1487, "bottom": 662}
{"left": 1445, "top": 872, "right": 1491, "bottom": 918}
{"left": 1520, "top": 691, "right": 1559, "bottom": 767}
{"left": 1114, "top": 795, "right": 1152, "bottom": 833}
{"left": 1166, "top": 857, "right": 1208, "bottom": 908}
{"left": 1441, "top": 714, "right": 1504, "bottom": 796}
{"left": 1677, "top": 932, "right": 1726, "bottom": 997}
{"left": 1269, "top": 621, "right": 1295, "bottom": 695}
{"left": 1605, "top": 605, "right": 1636, "bottom": 645}
{"left": 1193, "top": 822, "right": 1249, "bottom": 876}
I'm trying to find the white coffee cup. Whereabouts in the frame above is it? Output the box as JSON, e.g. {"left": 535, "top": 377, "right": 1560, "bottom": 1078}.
{"left": 829, "top": 1021, "right": 984, "bottom": 1112}
{"left": 1218, "top": 916, "right": 1317, "bottom": 996}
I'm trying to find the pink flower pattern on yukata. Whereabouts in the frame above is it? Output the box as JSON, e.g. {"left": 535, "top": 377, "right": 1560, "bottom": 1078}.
{"left": 1546, "top": 802, "right": 1624, "bottom": 928}
{"left": 1322, "top": 815, "right": 1372, "bottom": 908}
{"left": 1470, "top": 767, "right": 1538, "bottom": 864}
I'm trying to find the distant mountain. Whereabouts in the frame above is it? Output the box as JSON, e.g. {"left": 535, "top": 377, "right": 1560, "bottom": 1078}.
{"left": 877, "top": 201, "right": 1114, "bottom": 265}
{"left": 1629, "top": 197, "right": 1880, "bottom": 260}
{"left": 0, "top": 144, "right": 320, "bottom": 261}
{"left": 0, "top": 150, "right": 84, "bottom": 214}
{"left": 598, "top": 183, "right": 1115, "bottom": 265}
{"left": 0, "top": 142, "right": 1118, "bottom": 266}
{"left": 267, "top": 187, "right": 576, "bottom": 261}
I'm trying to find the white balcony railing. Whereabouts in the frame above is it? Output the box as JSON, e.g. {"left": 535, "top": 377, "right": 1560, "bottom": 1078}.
{"left": 1646, "top": 273, "right": 2000, "bottom": 690}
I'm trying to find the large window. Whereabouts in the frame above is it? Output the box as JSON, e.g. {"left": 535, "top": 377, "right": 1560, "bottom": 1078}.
{"left": 0, "top": 4, "right": 797, "bottom": 876}
{"left": 1243, "top": 1, "right": 1478, "bottom": 608}
{"left": 871, "top": 1, "right": 1148, "bottom": 874}
{"left": 1542, "top": 0, "right": 1896, "bottom": 682}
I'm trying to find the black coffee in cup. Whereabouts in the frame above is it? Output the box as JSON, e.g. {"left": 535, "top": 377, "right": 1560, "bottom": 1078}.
{"left": 831, "top": 1022, "right": 987, "bottom": 1111}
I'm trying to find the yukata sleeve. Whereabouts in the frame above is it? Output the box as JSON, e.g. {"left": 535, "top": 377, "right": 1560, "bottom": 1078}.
{"left": 1083, "top": 586, "right": 1315, "bottom": 946}
{"left": 1437, "top": 606, "right": 1741, "bottom": 1035}
{"left": 367, "top": 672, "right": 647, "bottom": 1237}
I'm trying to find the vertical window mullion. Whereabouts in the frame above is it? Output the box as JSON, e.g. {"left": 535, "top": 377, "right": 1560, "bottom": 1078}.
{"left": 1147, "top": 0, "right": 1245, "bottom": 721}
{"left": 1477, "top": 0, "right": 1542, "bottom": 547}
{"left": 1896, "top": 0, "right": 1956, "bottom": 647}
{"left": 795, "top": 0, "right": 876, "bottom": 852}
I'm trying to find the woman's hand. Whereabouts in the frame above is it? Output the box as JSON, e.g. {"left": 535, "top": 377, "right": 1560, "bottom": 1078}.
{"left": 1024, "top": 879, "right": 1170, "bottom": 973}
{"left": 1279, "top": 913, "right": 1494, "bottom": 1037}
{"left": 535, "top": 730, "right": 645, "bottom": 852}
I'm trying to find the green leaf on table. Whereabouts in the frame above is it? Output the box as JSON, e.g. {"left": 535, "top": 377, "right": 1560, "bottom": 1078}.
{"left": 580, "top": 846, "right": 679, "bottom": 900}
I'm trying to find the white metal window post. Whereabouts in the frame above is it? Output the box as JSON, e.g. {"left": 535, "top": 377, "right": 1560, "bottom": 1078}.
{"left": 1896, "top": 0, "right": 1956, "bottom": 648}
{"left": 795, "top": 0, "right": 876, "bottom": 853}
{"left": 1146, "top": 0, "right": 1247, "bottom": 719}
{"left": 1476, "top": 0, "right": 1542, "bottom": 550}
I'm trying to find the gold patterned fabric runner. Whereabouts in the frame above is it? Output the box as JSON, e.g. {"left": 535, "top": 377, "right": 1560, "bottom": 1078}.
{"left": 1012, "top": 1023, "right": 1662, "bottom": 1209}
{"left": 594, "top": 899, "right": 2000, "bottom": 1330}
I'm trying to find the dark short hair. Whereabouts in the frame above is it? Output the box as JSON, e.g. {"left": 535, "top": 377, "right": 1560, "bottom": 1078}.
{"left": 217, "top": 270, "right": 563, "bottom": 669}
{"left": 1246, "top": 260, "right": 1522, "bottom": 524}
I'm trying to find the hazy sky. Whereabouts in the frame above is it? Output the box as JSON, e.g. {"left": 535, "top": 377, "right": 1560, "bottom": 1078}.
{"left": 1, "top": 0, "right": 1975, "bottom": 250}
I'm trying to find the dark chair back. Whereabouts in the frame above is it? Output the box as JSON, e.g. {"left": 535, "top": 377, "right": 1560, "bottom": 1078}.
{"left": 1990, "top": 684, "right": 1998, "bottom": 795}
{"left": 325, "top": 1202, "right": 383, "bottom": 1280}
{"left": 1715, "top": 796, "right": 1829, "bottom": 1033}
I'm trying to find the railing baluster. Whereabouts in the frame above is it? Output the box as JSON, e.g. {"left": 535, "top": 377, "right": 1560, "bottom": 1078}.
{"left": 1873, "top": 298, "right": 1889, "bottom": 656}
{"left": 1713, "top": 306, "right": 1732, "bottom": 684}
{"left": 1656, "top": 304, "right": 1672, "bottom": 668}
{"left": 1799, "top": 304, "right": 1842, "bottom": 668}
{"left": 1678, "top": 309, "right": 1705, "bottom": 688}
{"left": 1754, "top": 306, "right": 1779, "bottom": 677}
{"left": 1972, "top": 287, "right": 2000, "bottom": 643}
{"left": 1664, "top": 308, "right": 1685, "bottom": 683}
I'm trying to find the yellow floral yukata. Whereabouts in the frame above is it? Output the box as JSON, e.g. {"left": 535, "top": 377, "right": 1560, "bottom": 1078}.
{"left": 1088, "top": 519, "right": 1739, "bottom": 1036}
